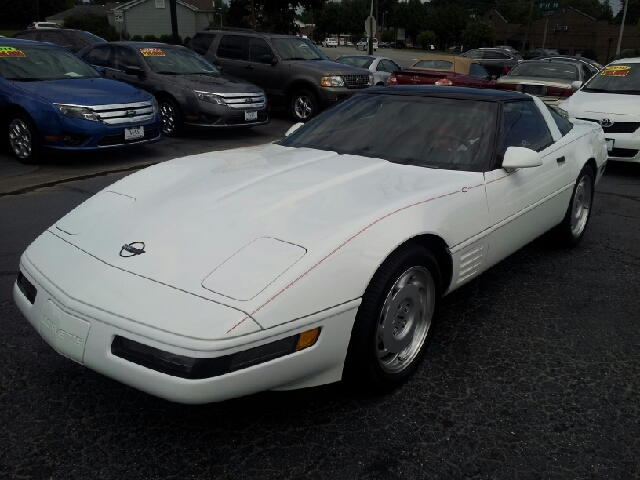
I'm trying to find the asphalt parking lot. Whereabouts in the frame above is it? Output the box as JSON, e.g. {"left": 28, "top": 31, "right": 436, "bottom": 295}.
{"left": 1, "top": 110, "right": 639, "bottom": 480}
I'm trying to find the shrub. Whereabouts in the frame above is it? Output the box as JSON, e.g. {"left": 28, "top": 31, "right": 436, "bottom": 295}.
{"left": 64, "top": 12, "right": 119, "bottom": 41}
{"left": 416, "top": 30, "right": 436, "bottom": 49}
{"left": 131, "top": 35, "right": 143, "bottom": 41}
{"left": 159, "top": 34, "right": 183, "bottom": 45}
{"left": 183, "top": 36, "right": 191, "bottom": 47}
{"left": 612, "top": 48, "right": 640, "bottom": 61}
{"left": 143, "top": 34, "right": 158, "bottom": 42}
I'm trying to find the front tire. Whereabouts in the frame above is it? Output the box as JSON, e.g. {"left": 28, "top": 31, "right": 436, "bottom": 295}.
{"left": 554, "top": 165, "right": 595, "bottom": 247}
{"left": 343, "top": 244, "right": 442, "bottom": 391}
{"left": 158, "top": 96, "right": 183, "bottom": 136}
{"left": 8, "top": 113, "right": 40, "bottom": 164}
{"left": 290, "top": 89, "right": 318, "bottom": 121}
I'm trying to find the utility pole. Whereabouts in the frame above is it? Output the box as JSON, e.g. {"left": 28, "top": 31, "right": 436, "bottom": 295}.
{"left": 522, "top": 0, "right": 535, "bottom": 51}
{"left": 250, "top": 0, "right": 256, "bottom": 28}
{"left": 169, "top": 0, "right": 179, "bottom": 40}
{"left": 616, "top": 0, "right": 629, "bottom": 55}
{"left": 368, "top": 0, "right": 374, "bottom": 55}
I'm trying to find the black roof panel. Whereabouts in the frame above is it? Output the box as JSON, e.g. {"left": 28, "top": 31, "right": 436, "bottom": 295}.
{"left": 362, "top": 85, "right": 529, "bottom": 101}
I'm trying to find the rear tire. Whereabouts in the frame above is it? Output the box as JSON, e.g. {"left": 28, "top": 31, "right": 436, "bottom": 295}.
{"left": 554, "top": 165, "right": 595, "bottom": 248}
{"left": 7, "top": 113, "right": 40, "bottom": 164}
{"left": 343, "top": 244, "right": 442, "bottom": 391}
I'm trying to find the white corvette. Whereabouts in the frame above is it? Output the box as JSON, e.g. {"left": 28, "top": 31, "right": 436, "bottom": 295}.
{"left": 560, "top": 57, "right": 640, "bottom": 163}
{"left": 15, "top": 87, "right": 607, "bottom": 404}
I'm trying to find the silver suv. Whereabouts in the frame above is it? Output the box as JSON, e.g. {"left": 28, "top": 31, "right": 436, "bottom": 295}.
{"left": 189, "top": 28, "right": 373, "bottom": 120}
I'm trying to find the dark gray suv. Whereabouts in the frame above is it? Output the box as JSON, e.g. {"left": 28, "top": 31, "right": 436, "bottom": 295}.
{"left": 188, "top": 29, "right": 373, "bottom": 120}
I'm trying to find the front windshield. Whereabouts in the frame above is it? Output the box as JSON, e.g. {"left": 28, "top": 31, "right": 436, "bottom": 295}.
{"left": 582, "top": 64, "right": 640, "bottom": 94}
{"left": 141, "top": 46, "right": 220, "bottom": 75}
{"left": 508, "top": 61, "right": 578, "bottom": 80}
{"left": 271, "top": 38, "right": 328, "bottom": 61}
{"left": 281, "top": 94, "right": 497, "bottom": 172}
{"left": 336, "top": 56, "right": 374, "bottom": 69}
{"left": 0, "top": 45, "right": 100, "bottom": 81}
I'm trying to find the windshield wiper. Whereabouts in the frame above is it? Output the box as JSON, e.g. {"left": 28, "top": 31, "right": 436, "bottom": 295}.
{"left": 156, "top": 71, "right": 180, "bottom": 75}
{"left": 582, "top": 87, "right": 609, "bottom": 93}
{"left": 6, "top": 77, "right": 41, "bottom": 82}
{"left": 282, "top": 57, "right": 309, "bottom": 61}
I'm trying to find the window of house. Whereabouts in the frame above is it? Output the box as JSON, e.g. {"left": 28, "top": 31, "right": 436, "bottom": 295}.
{"left": 155, "top": 0, "right": 165, "bottom": 8}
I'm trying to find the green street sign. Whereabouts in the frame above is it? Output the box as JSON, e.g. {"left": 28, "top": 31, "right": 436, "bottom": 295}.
{"left": 538, "top": 1, "right": 560, "bottom": 11}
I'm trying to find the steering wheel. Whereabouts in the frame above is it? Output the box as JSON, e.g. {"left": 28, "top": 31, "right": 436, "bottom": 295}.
{"left": 431, "top": 134, "right": 474, "bottom": 164}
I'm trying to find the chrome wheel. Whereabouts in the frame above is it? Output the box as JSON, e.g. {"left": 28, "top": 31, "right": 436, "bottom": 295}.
{"left": 9, "top": 118, "right": 32, "bottom": 159}
{"left": 160, "top": 101, "right": 176, "bottom": 134}
{"left": 570, "top": 174, "right": 592, "bottom": 238}
{"left": 293, "top": 94, "right": 314, "bottom": 120}
{"left": 376, "top": 266, "right": 435, "bottom": 374}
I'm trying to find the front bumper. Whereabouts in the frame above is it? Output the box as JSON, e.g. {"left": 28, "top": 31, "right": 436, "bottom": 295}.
{"left": 14, "top": 232, "right": 358, "bottom": 404}
{"left": 183, "top": 95, "right": 269, "bottom": 128}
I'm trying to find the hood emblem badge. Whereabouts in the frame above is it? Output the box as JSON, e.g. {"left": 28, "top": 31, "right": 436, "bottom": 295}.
{"left": 125, "top": 110, "right": 137, "bottom": 117}
{"left": 120, "top": 242, "right": 145, "bottom": 257}
{"left": 600, "top": 118, "right": 613, "bottom": 127}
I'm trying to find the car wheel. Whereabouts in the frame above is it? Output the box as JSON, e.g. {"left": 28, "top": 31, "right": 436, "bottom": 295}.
{"left": 158, "top": 97, "right": 183, "bottom": 136}
{"left": 343, "top": 244, "right": 442, "bottom": 390}
{"left": 290, "top": 89, "right": 318, "bottom": 121}
{"left": 555, "top": 165, "right": 595, "bottom": 247}
{"left": 7, "top": 113, "right": 40, "bottom": 164}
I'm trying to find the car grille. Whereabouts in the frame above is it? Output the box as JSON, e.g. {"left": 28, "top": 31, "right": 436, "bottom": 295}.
{"left": 218, "top": 93, "right": 265, "bottom": 109}
{"left": 343, "top": 74, "right": 370, "bottom": 88}
{"left": 576, "top": 118, "right": 640, "bottom": 133}
{"left": 225, "top": 111, "right": 269, "bottom": 125}
{"left": 91, "top": 101, "right": 155, "bottom": 125}
{"left": 609, "top": 147, "right": 638, "bottom": 158}
{"left": 97, "top": 128, "right": 160, "bottom": 147}
{"left": 516, "top": 83, "right": 547, "bottom": 96}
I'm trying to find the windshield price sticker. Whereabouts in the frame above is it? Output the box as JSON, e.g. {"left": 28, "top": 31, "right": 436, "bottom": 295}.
{"left": 600, "top": 65, "right": 631, "bottom": 77}
{"left": 0, "top": 47, "right": 26, "bottom": 58}
{"left": 140, "top": 48, "right": 164, "bottom": 57}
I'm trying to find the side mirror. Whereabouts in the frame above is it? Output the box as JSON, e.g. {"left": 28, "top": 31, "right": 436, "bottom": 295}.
{"left": 285, "top": 122, "right": 304, "bottom": 137}
{"left": 124, "top": 66, "right": 145, "bottom": 77}
{"left": 261, "top": 54, "right": 278, "bottom": 65}
{"left": 93, "top": 66, "right": 106, "bottom": 75}
{"left": 502, "top": 146, "right": 543, "bottom": 171}
{"left": 571, "top": 80, "right": 583, "bottom": 90}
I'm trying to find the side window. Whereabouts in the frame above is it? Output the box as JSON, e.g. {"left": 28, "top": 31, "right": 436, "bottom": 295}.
{"left": 217, "top": 35, "right": 247, "bottom": 60}
{"left": 13, "top": 31, "right": 38, "bottom": 40}
{"left": 469, "top": 63, "right": 489, "bottom": 78}
{"left": 83, "top": 45, "right": 113, "bottom": 68}
{"left": 248, "top": 37, "right": 272, "bottom": 62}
{"left": 483, "top": 51, "right": 508, "bottom": 59}
{"left": 466, "top": 50, "right": 483, "bottom": 60}
{"left": 581, "top": 64, "right": 593, "bottom": 80}
{"left": 547, "top": 106, "right": 573, "bottom": 136}
{"left": 113, "top": 46, "right": 141, "bottom": 70}
{"left": 189, "top": 33, "right": 215, "bottom": 55}
{"left": 498, "top": 100, "right": 554, "bottom": 158}
{"left": 379, "top": 59, "right": 399, "bottom": 72}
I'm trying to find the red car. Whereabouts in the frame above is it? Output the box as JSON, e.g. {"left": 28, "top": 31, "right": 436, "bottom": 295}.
{"left": 387, "top": 54, "right": 496, "bottom": 88}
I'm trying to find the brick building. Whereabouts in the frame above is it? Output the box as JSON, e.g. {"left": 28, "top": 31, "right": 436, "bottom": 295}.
{"left": 483, "top": 7, "right": 640, "bottom": 63}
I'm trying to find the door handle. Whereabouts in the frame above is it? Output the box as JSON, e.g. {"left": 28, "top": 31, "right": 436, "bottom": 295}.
{"left": 556, "top": 156, "right": 566, "bottom": 163}
{"left": 245, "top": 65, "right": 254, "bottom": 70}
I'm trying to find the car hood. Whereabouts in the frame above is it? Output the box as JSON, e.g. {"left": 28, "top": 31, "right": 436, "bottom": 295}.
{"left": 497, "top": 76, "right": 572, "bottom": 88}
{"left": 52, "top": 144, "right": 475, "bottom": 306}
{"left": 159, "top": 73, "right": 262, "bottom": 93}
{"left": 286, "top": 59, "right": 370, "bottom": 75}
{"left": 560, "top": 90, "right": 640, "bottom": 116}
{"left": 14, "top": 77, "right": 146, "bottom": 105}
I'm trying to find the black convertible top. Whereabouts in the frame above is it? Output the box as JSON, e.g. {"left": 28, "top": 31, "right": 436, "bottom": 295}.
{"left": 363, "top": 85, "right": 529, "bottom": 102}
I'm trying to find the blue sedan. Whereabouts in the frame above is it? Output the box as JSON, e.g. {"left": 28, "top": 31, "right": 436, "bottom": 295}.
{"left": 0, "top": 39, "right": 163, "bottom": 163}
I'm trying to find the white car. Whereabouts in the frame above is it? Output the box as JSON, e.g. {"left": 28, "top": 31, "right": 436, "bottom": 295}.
{"left": 334, "top": 54, "right": 401, "bottom": 85}
{"left": 15, "top": 87, "right": 607, "bottom": 404}
{"left": 27, "top": 22, "right": 61, "bottom": 30}
{"left": 322, "top": 38, "right": 338, "bottom": 48}
{"left": 356, "top": 37, "right": 378, "bottom": 51}
{"left": 560, "top": 57, "right": 640, "bottom": 163}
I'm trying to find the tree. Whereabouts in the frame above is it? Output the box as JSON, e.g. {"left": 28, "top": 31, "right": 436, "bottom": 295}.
{"left": 63, "top": 12, "right": 119, "bottom": 40}
{"left": 462, "top": 19, "right": 495, "bottom": 48}
{"left": 0, "top": 0, "right": 78, "bottom": 29}
{"left": 416, "top": 30, "right": 436, "bottom": 48}
{"left": 226, "top": 0, "right": 323, "bottom": 33}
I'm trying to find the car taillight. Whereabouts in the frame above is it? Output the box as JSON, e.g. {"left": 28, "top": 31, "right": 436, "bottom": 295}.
{"left": 503, "top": 65, "right": 510, "bottom": 74}
{"left": 546, "top": 86, "right": 574, "bottom": 97}
{"left": 435, "top": 78, "right": 454, "bottom": 86}
{"left": 387, "top": 74, "right": 398, "bottom": 85}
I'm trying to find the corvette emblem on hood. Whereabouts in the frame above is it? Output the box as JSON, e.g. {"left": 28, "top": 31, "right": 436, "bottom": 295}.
{"left": 120, "top": 242, "right": 146, "bottom": 257}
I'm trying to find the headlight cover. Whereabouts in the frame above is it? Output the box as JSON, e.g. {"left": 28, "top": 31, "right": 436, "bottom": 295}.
{"left": 195, "top": 90, "right": 226, "bottom": 105}
{"left": 54, "top": 104, "right": 99, "bottom": 122}
{"left": 321, "top": 76, "right": 345, "bottom": 87}
{"left": 151, "top": 96, "right": 160, "bottom": 116}
{"left": 368, "top": 74, "right": 374, "bottom": 85}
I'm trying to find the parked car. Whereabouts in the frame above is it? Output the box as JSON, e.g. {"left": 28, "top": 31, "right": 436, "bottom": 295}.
{"left": 560, "top": 58, "right": 640, "bottom": 163}
{"left": 539, "top": 55, "right": 602, "bottom": 72}
{"left": 188, "top": 29, "right": 373, "bottom": 120}
{"left": 14, "top": 86, "right": 607, "bottom": 404}
{"left": 0, "top": 39, "right": 162, "bottom": 164}
{"left": 495, "top": 45, "right": 518, "bottom": 55}
{"left": 388, "top": 41, "right": 405, "bottom": 49}
{"left": 26, "top": 22, "right": 60, "bottom": 30}
{"left": 387, "top": 54, "right": 494, "bottom": 88}
{"left": 496, "top": 58, "right": 593, "bottom": 105}
{"left": 79, "top": 42, "right": 268, "bottom": 136}
{"left": 460, "top": 48, "right": 522, "bottom": 77}
{"left": 334, "top": 55, "right": 401, "bottom": 85}
{"left": 448, "top": 45, "right": 462, "bottom": 52}
{"left": 13, "top": 28, "right": 105, "bottom": 53}
{"left": 522, "top": 48, "right": 559, "bottom": 60}
{"left": 322, "top": 37, "right": 338, "bottom": 48}
{"left": 356, "top": 38, "right": 378, "bottom": 51}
